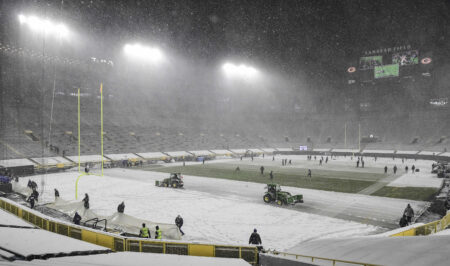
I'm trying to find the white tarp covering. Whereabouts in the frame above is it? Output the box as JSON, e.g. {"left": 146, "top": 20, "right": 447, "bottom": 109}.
{"left": 136, "top": 152, "right": 168, "bottom": 159}
{"left": 0, "top": 158, "right": 36, "bottom": 167}
{"left": 105, "top": 153, "right": 141, "bottom": 161}
{"left": 165, "top": 151, "right": 192, "bottom": 157}
{"left": 188, "top": 150, "right": 214, "bottom": 156}
{"left": 395, "top": 150, "right": 418, "bottom": 155}
{"left": 107, "top": 212, "right": 181, "bottom": 240}
{"left": 362, "top": 149, "right": 395, "bottom": 154}
{"left": 65, "top": 155, "right": 110, "bottom": 164}
{"left": 210, "top": 149, "right": 232, "bottom": 156}
{"left": 31, "top": 156, "right": 72, "bottom": 166}
{"left": 45, "top": 198, "right": 181, "bottom": 240}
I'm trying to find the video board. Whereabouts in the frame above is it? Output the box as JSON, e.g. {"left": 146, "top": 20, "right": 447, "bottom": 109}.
{"left": 374, "top": 64, "right": 399, "bottom": 79}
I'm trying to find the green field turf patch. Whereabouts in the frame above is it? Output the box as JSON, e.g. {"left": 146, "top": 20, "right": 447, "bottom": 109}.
{"left": 372, "top": 186, "right": 438, "bottom": 201}
{"left": 145, "top": 164, "right": 376, "bottom": 193}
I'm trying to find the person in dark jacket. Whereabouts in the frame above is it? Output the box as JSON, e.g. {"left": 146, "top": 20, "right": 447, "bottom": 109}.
{"left": 82, "top": 193, "right": 90, "bottom": 209}
{"left": 31, "top": 189, "right": 39, "bottom": 201}
{"left": 269, "top": 171, "right": 274, "bottom": 181}
{"left": 260, "top": 166, "right": 264, "bottom": 175}
{"left": 175, "top": 215, "right": 184, "bottom": 235}
{"left": 411, "top": 165, "right": 416, "bottom": 174}
{"left": 117, "top": 201, "right": 125, "bottom": 213}
{"left": 27, "top": 194, "right": 36, "bottom": 209}
{"left": 384, "top": 166, "right": 388, "bottom": 174}
{"left": 249, "top": 229, "right": 262, "bottom": 245}
{"left": 54, "top": 189, "right": 60, "bottom": 199}
{"left": 73, "top": 212, "right": 82, "bottom": 225}
{"left": 399, "top": 214, "right": 408, "bottom": 227}
{"left": 404, "top": 204, "right": 414, "bottom": 224}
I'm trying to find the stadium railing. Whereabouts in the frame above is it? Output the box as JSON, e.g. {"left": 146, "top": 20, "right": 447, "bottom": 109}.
{"left": 0, "top": 197, "right": 258, "bottom": 265}
{"left": 390, "top": 211, "right": 450, "bottom": 237}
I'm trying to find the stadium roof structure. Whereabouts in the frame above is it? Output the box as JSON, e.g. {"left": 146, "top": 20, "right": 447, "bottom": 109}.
{"left": 313, "top": 148, "right": 331, "bottom": 152}
{"left": 229, "top": 149, "right": 248, "bottom": 154}
{"left": 418, "top": 151, "right": 440, "bottom": 156}
{"left": 65, "top": 155, "right": 110, "bottom": 164}
{"left": 135, "top": 152, "right": 168, "bottom": 160}
{"left": 104, "top": 153, "right": 141, "bottom": 161}
{"left": 165, "top": 151, "right": 193, "bottom": 157}
{"left": 275, "top": 147, "right": 293, "bottom": 152}
{"left": 0, "top": 158, "right": 36, "bottom": 167}
{"left": 209, "top": 149, "right": 233, "bottom": 156}
{"left": 248, "top": 148, "right": 264, "bottom": 153}
{"left": 395, "top": 150, "right": 419, "bottom": 155}
{"left": 30, "top": 156, "right": 72, "bottom": 166}
{"left": 260, "top": 148, "right": 277, "bottom": 153}
{"left": 362, "top": 149, "right": 395, "bottom": 154}
{"left": 332, "top": 148, "right": 360, "bottom": 153}
{"left": 188, "top": 150, "right": 214, "bottom": 156}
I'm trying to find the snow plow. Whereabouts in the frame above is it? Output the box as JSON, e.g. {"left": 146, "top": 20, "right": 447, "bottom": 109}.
{"left": 155, "top": 173, "right": 184, "bottom": 188}
{"left": 263, "top": 183, "right": 303, "bottom": 206}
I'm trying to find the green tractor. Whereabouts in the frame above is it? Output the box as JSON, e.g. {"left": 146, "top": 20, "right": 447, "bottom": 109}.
{"left": 263, "top": 183, "right": 303, "bottom": 206}
{"left": 155, "top": 173, "right": 184, "bottom": 188}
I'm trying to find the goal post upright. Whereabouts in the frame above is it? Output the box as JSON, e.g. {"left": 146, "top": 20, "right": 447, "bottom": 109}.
{"left": 75, "top": 83, "right": 105, "bottom": 199}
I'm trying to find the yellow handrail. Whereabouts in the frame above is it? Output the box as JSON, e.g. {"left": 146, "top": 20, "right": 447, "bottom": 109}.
{"left": 390, "top": 211, "right": 450, "bottom": 237}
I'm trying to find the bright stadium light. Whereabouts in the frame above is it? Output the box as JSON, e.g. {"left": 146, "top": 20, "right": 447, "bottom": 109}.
{"left": 17, "top": 14, "right": 70, "bottom": 39}
{"left": 123, "top": 43, "right": 165, "bottom": 64}
{"left": 222, "top": 62, "right": 260, "bottom": 80}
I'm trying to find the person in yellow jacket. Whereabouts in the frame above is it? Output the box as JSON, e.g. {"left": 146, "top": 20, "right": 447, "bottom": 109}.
{"left": 139, "top": 223, "right": 150, "bottom": 238}
{"left": 155, "top": 225, "right": 162, "bottom": 239}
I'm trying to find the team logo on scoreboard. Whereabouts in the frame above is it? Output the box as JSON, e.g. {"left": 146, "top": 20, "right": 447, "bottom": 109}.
{"left": 347, "top": 66, "right": 356, "bottom": 73}
{"left": 421, "top": 57, "right": 432, "bottom": 64}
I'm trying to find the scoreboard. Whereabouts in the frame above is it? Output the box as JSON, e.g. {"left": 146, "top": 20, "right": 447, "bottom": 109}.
{"left": 347, "top": 45, "right": 432, "bottom": 83}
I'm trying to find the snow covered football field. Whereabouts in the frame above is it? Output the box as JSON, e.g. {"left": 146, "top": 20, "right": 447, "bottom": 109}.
{"left": 18, "top": 155, "right": 438, "bottom": 251}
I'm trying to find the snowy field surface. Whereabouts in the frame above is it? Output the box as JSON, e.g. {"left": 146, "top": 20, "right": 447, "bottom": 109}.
{"left": 19, "top": 169, "right": 383, "bottom": 251}
{"left": 16, "top": 154, "right": 432, "bottom": 251}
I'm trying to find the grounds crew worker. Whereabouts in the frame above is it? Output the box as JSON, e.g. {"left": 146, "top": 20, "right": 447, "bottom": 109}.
{"left": 139, "top": 223, "right": 150, "bottom": 238}
{"left": 249, "top": 228, "right": 262, "bottom": 245}
{"left": 155, "top": 225, "right": 162, "bottom": 239}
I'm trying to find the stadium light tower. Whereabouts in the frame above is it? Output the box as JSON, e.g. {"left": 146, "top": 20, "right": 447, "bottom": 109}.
{"left": 221, "top": 62, "right": 260, "bottom": 81}
{"left": 18, "top": 14, "right": 70, "bottom": 39}
{"left": 123, "top": 43, "right": 165, "bottom": 64}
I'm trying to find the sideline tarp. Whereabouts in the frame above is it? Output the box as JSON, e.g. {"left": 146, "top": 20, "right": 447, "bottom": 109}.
{"left": 107, "top": 212, "right": 181, "bottom": 240}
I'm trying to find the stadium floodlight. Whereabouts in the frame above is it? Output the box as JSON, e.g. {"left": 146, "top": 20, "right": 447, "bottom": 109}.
{"left": 222, "top": 62, "right": 259, "bottom": 80}
{"left": 123, "top": 43, "right": 165, "bottom": 64}
{"left": 17, "top": 14, "right": 70, "bottom": 39}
